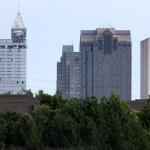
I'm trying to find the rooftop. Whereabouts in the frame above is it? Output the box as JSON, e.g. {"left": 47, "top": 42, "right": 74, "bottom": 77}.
{"left": 12, "top": 12, "right": 25, "bottom": 29}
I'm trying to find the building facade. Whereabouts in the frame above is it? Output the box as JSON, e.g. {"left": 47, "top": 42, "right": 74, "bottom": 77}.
{"left": 0, "top": 11, "right": 26, "bottom": 94}
{"left": 57, "top": 45, "right": 80, "bottom": 99}
{"left": 140, "top": 38, "right": 150, "bottom": 99}
{"left": 0, "top": 95, "right": 39, "bottom": 114}
{"left": 80, "top": 28, "right": 131, "bottom": 100}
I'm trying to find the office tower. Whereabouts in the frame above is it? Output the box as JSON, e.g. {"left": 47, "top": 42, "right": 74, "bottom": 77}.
{"left": 80, "top": 28, "right": 131, "bottom": 100}
{"left": 57, "top": 45, "right": 80, "bottom": 99}
{"left": 0, "top": 10, "right": 26, "bottom": 94}
{"left": 140, "top": 38, "right": 150, "bottom": 99}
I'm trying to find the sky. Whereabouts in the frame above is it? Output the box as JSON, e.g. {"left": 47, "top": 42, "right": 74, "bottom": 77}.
{"left": 0, "top": 0, "right": 149, "bottom": 99}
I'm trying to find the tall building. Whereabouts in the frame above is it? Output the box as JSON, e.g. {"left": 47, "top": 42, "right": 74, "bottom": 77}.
{"left": 0, "top": 10, "right": 26, "bottom": 94}
{"left": 80, "top": 28, "right": 131, "bottom": 100}
{"left": 140, "top": 38, "right": 150, "bottom": 99}
{"left": 57, "top": 45, "right": 80, "bottom": 99}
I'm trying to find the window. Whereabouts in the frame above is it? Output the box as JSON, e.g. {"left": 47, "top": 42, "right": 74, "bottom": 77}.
{"left": 103, "top": 30, "right": 113, "bottom": 54}
{"left": 19, "top": 45, "right": 26, "bottom": 48}
{"left": 0, "top": 46, "right": 5, "bottom": 49}
{"left": 8, "top": 46, "right": 12, "bottom": 49}
{"left": 87, "top": 46, "right": 92, "bottom": 51}
{"left": 31, "top": 105, "right": 34, "bottom": 111}
{"left": 74, "top": 58, "right": 79, "bottom": 64}
{"left": 28, "top": 105, "right": 34, "bottom": 112}
{"left": 97, "top": 39, "right": 103, "bottom": 50}
{"left": 113, "top": 39, "right": 118, "bottom": 50}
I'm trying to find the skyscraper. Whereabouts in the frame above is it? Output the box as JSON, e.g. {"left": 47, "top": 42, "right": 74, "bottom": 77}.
{"left": 57, "top": 45, "right": 80, "bottom": 99}
{"left": 0, "top": 10, "right": 26, "bottom": 94}
{"left": 140, "top": 38, "right": 150, "bottom": 99}
{"left": 80, "top": 28, "right": 131, "bottom": 100}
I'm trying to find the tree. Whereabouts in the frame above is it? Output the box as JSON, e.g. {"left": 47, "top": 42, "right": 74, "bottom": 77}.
{"left": 23, "top": 89, "right": 34, "bottom": 97}
{"left": 139, "top": 98, "right": 150, "bottom": 131}
{"left": 51, "top": 111, "right": 78, "bottom": 148}
{"left": 34, "top": 105, "right": 78, "bottom": 148}
{"left": 34, "top": 106, "right": 56, "bottom": 147}
{"left": 99, "top": 94, "right": 150, "bottom": 150}
{"left": 1, "top": 112, "right": 39, "bottom": 149}
{"left": 36, "top": 90, "right": 65, "bottom": 110}
{"left": 0, "top": 115, "right": 6, "bottom": 149}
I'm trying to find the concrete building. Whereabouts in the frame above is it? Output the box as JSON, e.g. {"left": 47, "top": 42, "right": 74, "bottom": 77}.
{"left": 0, "top": 10, "right": 26, "bottom": 94}
{"left": 140, "top": 38, "right": 150, "bottom": 99}
{"left": 80, "top": 28, "right": 131, "bottom": 100}
{"left": 57, "top": 45, "right": 80, "bottom": 99}
{"left": 0, "top": 95, "right": 40, "bottom": 114}
{"left": 127, "top": 99, "right": 148, "bottom": 111}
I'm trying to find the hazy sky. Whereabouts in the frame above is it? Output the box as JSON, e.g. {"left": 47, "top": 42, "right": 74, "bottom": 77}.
{"left": 0, "top": 0, "right": 149, "bottom": 99}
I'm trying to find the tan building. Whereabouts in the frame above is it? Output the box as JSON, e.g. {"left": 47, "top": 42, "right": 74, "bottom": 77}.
{"left": 0, "top": 95, "right": 40, "bottom": 114}
{"left": 127, "top": 99, "right": 148, "bottom": 111}
{"left": 140, "top": 38, "right": 150, "bottom": 99}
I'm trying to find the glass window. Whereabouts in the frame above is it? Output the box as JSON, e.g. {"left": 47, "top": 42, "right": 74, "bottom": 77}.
{"left": 113, "top": 39, "right": 118, "bottom": 50}
{"left": 104, "top": 30, "right": 113, "bottom": 54}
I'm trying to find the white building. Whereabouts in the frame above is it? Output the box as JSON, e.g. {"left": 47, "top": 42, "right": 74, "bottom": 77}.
{"left": 0, "top": 10, "right": 26, "bottom": 94}
{"left": 140, "top": 38, "right": 150, "bottom": 99}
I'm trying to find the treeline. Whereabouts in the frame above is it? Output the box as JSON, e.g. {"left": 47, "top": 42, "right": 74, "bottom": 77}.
{"left": 0, "top": 91, "right": 150, "bottom": 150}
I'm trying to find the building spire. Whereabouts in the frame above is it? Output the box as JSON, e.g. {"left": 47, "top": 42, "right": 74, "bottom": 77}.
{"left": 17, "top": 2, "right": 20, "bottom": 14}
{"left": 12, "top": 4, "right": 25, "bottom": 29}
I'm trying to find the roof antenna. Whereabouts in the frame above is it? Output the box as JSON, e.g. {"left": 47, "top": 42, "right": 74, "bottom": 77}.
{"left": 12, "top": 1, "right": 25, "bottom": 28}
{"left": 109, "top": 21, "right": 111, "bottom": 29}
{"left": 17, "top": 1, "right": 20, "bottom": 14}
{"left": 71, "top": 41, "right": 74, "bottom": 52}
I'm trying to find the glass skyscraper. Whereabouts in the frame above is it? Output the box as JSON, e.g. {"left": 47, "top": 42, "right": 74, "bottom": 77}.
{"left": 80, "top": 28, "right": 131, "bottom": 100}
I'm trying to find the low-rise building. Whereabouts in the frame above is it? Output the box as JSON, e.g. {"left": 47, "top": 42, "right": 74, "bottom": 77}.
{"left": 0, "top": 95, "right": 40, "bottom": 114}
{"left": 127, "top": 99, "right": 148, "bottom": 111}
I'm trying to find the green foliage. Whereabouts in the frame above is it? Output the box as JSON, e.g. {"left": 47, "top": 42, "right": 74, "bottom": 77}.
{"left": 99, "top": 94, "right": 148, "bottom": 150}
{"left": 33, "top": 93, "right": 150, "bottom": 149}
{"left": 138, "top": 98, "right": 150, "bottom": 149}
{"left": 3, "top": 91, "right": 11, "bottom": 95}
{"left": 36, "top": 90, "right": 64, "bottom": 109}
{"left": 23, "top": 89, "right": 34, "bottom": 97}
{"left": 0, "top": 112, "right": 39, "bottom": 149}
{"left": 0, "top": 92, "right": 150, "bottom": 149}
{"left": 139, "top": 99, "right": 150, "bottom": 130}
{"left": 0, "top": 116, "right": 7, "bottom": 149}
{"left": 34, "top": 105, "right": 79, "bottom": 148}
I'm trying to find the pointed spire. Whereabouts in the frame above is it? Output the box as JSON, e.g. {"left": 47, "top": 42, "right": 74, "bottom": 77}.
{"left": 12, "top": 5, "right": 25, "bottom": 29}
{"left": 17, "top": 2, "right": 20, "bottom": 14}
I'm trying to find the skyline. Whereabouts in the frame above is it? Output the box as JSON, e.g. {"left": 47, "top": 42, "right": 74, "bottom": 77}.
{"left": 0, "top": 0, "right": 150, "bottom": 99}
